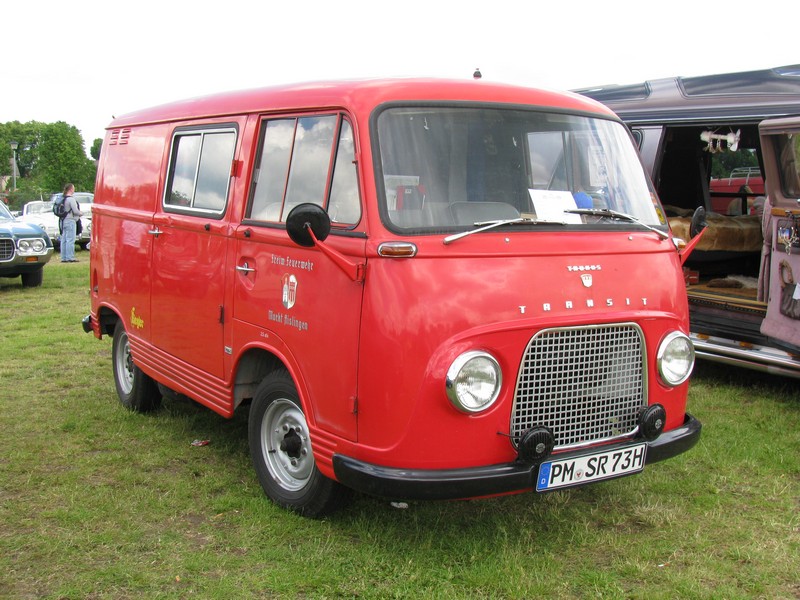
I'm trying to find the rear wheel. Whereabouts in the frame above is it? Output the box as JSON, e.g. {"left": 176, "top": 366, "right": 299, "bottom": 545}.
{"left": 112, "top": 320, "right": 161, "bottom": 412}
{"left": 249, "top": 369, "right": 350, "bottom": 517}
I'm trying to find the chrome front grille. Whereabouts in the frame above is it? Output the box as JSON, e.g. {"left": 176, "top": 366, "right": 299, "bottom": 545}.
{"left": 0, "top": 239, "right": 14, "bottom": 262}
{"left": 511, "top": 323, "right": 646, "bottom": 450}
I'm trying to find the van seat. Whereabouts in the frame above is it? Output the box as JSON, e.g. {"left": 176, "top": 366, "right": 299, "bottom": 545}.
{"left": 450, "top": 201, "right": 520, "bottom": 225}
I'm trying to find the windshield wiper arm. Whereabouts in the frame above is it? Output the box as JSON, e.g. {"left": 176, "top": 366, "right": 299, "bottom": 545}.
{"left": 564, "top": 208, "right": 669, "bottom": 239}
{"left": 443, "top": 217, "right": 566, "bottom": 245}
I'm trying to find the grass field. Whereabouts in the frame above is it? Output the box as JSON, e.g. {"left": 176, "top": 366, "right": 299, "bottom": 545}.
{"left": 1, "top": 259, "right": 799, "bottom": 599}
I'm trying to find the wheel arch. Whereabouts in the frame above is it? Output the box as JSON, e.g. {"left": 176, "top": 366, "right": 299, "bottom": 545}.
{"left": 96, "top": 304, "right": 122, "bottom": 337}
{"left": 231, "top": 345, "right": 320, "bottom": 429}
{"left": 232, "top": 348, "right": 289, "bottom": 412}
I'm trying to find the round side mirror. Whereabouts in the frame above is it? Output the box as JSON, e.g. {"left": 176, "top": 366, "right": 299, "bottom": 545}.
{"left": 286, "top": 203, "right": 331, "bottom": 247}
{"left": 689, "top": 206, "right": 707, "bottom": 238}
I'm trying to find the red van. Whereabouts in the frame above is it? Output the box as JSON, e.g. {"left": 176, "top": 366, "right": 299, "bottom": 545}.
{"left": 82, "top": 79, "right": 700, "bottom": 516}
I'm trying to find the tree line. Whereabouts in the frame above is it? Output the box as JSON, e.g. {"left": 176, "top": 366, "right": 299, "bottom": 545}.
{"left": 1, "top": 121, "right": 100, "bottom": 211}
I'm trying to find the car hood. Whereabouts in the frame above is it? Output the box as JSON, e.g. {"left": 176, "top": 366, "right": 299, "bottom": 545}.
{"left": 0, "top": 219, "right": 50, "bottom": 237}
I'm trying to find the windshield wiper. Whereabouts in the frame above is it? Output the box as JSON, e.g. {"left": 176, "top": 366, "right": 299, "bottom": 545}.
{"left": 564, "top": 208, "right": 669, "bottom": 239}
{"left": 443, "top": 217, "right": 566, "bottom": 245}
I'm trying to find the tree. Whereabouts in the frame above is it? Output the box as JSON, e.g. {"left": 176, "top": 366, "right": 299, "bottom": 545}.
{"left": 90, "top": 138, "right": 102, "bottom": 161}
{"left": 34, "top": 122, "right": 96, "bottom": 193}
{"left": 1, "top": 121, "right": 96, "bottom": 202}
{"left": 711, "top": 148, "right": 760, "bottom": 179}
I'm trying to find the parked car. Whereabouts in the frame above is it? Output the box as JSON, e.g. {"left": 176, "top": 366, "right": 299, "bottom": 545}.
{"left": 19, "top": 200, "right": 60, "bottom": 247}
{"left": 0, "top": 201, "right": 53, "bottom": 287}
{"left": 47, "top": 192, "right": 94, "bottom": 250}
{"left": 576, "top": 64, "right": 800, "bottom": 378}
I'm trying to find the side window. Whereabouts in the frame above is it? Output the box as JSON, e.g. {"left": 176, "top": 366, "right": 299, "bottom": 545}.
{"left": 775, "top": 133, "right": 800, "bottom": 198}
{"left": 248, "top": 114, "right": 361, "bottom": 225}
{"left": 329, "top": 121, "right": 360, "bottom": 223}
{"left": 528, "top": 131, "right": 568, "bottom": 190}
{"left": 164, "top": 127, "right": 236, "bottom": 215}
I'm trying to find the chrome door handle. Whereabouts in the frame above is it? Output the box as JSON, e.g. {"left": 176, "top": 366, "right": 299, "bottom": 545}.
{"left": 147, "top": 227, "right": 163, "bottom": 237}
{"left": 236, "top": 262, "right": 255, "bottom": 274}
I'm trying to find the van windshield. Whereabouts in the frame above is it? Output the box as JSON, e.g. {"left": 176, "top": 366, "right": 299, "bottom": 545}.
{"left": 376, "top": 107, "right": 664, "bottom": 233}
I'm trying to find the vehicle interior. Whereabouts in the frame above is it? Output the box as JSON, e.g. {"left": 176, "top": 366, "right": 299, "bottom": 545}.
{"left": 377, "top": 107, "right": 661, "bottom": 233}
{"left": 654, "top": 123, "right": 766, "bottom": 286}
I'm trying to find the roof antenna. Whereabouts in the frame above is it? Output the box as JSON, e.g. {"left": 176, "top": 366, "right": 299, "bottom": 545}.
{"left": 473, "top": 68, "right": 482, "bottom": 79}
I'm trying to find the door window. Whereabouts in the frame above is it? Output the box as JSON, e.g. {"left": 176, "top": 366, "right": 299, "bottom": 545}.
{"left": 247, "top": 115, "right": 361, "bottom": 225}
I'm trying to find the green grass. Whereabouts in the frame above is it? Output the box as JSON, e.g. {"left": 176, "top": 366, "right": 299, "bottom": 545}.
{"left": 1, "top": 259, "right": 799, "bottom": 599}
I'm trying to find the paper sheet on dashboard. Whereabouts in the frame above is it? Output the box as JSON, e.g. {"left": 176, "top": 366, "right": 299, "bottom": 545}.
{"left": 528, "top": 190, "right": 583, "bottom": 223}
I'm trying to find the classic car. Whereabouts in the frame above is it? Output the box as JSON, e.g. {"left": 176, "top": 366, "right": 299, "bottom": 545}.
{"left": 19, "top": 200, "right": 60, "bottom": 247}
{"left": 577, "top": 64, "right": 800, "bottom": 378}
{"left": 0, "top": 201, "right": 53, "bottom": 287}
{"left": 46, "top": 192, "right": 94, "bottom": 250}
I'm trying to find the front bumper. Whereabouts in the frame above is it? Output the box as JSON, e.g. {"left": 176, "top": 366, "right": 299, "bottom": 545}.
{"left": 332, "top": 413, "right": 701, "bottom": 501}
{"left": 0, "top": 249, "right": 53, "bottom": 275}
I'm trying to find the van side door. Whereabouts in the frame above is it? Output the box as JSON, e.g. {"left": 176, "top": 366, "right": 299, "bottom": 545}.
{"left": 150, "top": 124, "right": 238, "bottom": 379}
{"left": 758, "top": 117, "right": 800, "bottom": 349}
{"left": 233, "top": 114, "right": 364, "bottom": 441}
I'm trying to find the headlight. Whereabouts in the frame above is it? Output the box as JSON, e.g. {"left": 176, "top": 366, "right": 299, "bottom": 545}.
{"left": 17, "top": 239, "right": 46, "bottom": 254}
{"left": 446, "top": 351, "right": 502, "bottom": 413}
{"left": 657, "top": 331, "right": 694, "bottom": 386}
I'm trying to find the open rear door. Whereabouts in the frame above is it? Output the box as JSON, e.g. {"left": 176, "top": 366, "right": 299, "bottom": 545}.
{"left": 758, "top": 116, "right": 800, "bottom": 348}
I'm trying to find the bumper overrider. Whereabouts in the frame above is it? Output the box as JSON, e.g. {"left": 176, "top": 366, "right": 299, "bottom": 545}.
{"left": 333, "top": 413, "right": 701, "bottom": 501}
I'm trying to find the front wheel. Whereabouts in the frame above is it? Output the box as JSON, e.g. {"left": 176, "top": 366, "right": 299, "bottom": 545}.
{"left": 249, "top": 370, "right": 350, "bottom": 517}
{"left": 112, "top": 320, "right": 161, "bottom": 412}
{"left": 21, "top": 269, "right": 43, "bottom": 288}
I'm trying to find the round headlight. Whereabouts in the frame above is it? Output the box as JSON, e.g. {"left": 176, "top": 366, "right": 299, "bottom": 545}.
{"left": 446, "top": 351, "right": 502, "bottom": 413}
{"left": 18, "top": 239, "right": 31, "bottom": 252}
{"left": 31, "top": 239, "right": 45, "bottom": 252}
{"left": 657, "top": 331, "right": 695, "bottom": 386}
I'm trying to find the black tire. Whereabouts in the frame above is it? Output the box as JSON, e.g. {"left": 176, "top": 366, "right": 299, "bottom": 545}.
{"left": 112, "top": 320, "right": 161, "bottom": 412}
{"left": 21, "top": 269, "right": 43, "bottom": 288}
{"left": 249, "top": 370, "right": 351, "bottom": 517}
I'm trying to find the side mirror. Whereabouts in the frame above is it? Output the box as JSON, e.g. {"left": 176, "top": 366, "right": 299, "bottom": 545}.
{"left": 285, "top": 203, "right": 365, "bottom": 282}
{"left": 679, "top": 206, "right": 709, "bottom": 266}
{"left": 286, "top": 203, "right": 331, "bottom": 247}
{"left": 689, "top": 206, "right": 707, "bottom": 238}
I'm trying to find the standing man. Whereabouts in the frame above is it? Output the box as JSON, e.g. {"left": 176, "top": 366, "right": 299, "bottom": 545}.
{"left": 60, "top": 183, "right": 82, "bottom": 263}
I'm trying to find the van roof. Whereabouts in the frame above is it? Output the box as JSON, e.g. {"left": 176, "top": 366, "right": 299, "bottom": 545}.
{"left": 575, "top": 65, "right": 800, "bottom": 125}
{"left": 108, "top": 78, "right": 616, "bottom": 130}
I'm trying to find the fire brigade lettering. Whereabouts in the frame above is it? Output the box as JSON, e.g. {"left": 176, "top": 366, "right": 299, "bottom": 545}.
{"left": 272, "top": 253, "right": 315, "bottom": 272}
{"left": 268, "top": 310, "right": 309, "bottom": 332}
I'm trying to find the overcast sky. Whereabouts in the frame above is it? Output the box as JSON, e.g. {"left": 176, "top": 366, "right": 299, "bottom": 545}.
{"left": 3, "top": 0, "right": 796, "bottom": 153}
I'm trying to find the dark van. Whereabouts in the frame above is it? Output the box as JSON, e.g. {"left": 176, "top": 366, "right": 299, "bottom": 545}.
{"left": 577, "top": 65, "right": 800, "bottom": 378}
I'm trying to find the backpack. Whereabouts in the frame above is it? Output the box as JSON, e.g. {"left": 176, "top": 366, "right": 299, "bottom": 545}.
{"left": 53, "top": 195, "right": 68, "bottom": 219}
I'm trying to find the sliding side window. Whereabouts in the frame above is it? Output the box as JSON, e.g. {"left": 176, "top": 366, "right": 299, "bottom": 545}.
{"left": 164, "top": 126, "right": 237, "bottom": 216}
{"left": 248, "top": 114, "right": 361, "bottom": 225}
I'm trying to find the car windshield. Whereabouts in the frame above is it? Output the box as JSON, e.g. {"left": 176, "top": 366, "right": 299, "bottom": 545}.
{"left": 376, "top": 106, "right": 665, "bottom": 233}
{"left": 0, "top": 203, "right": 12, "bottom": 220}
{"left": 26, "top": 202, "right": 52, "bottom": 215}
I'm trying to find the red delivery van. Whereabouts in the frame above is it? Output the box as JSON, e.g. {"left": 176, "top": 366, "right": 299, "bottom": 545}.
{"left": 82, "top": 79, "right": 701, "bottom": 516}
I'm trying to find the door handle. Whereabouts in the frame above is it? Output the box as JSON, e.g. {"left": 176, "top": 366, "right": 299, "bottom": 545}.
{"left": 236, "top": 262, "right": 255, "bottom": 274}
{"left": 147, "top": 227, "right": 163, "bottom": 237}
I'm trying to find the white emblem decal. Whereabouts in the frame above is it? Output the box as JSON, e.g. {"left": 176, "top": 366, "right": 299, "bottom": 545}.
{"left": 282, "top": 274, "right": 298, "bottom": 309}
{"left": 581, "top": 273, "right": 593, "bottom": 288}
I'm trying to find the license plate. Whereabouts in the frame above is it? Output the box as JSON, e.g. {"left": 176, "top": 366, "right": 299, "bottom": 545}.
{"left": 536, "top": 443, "right": 647, "bottom": 492}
